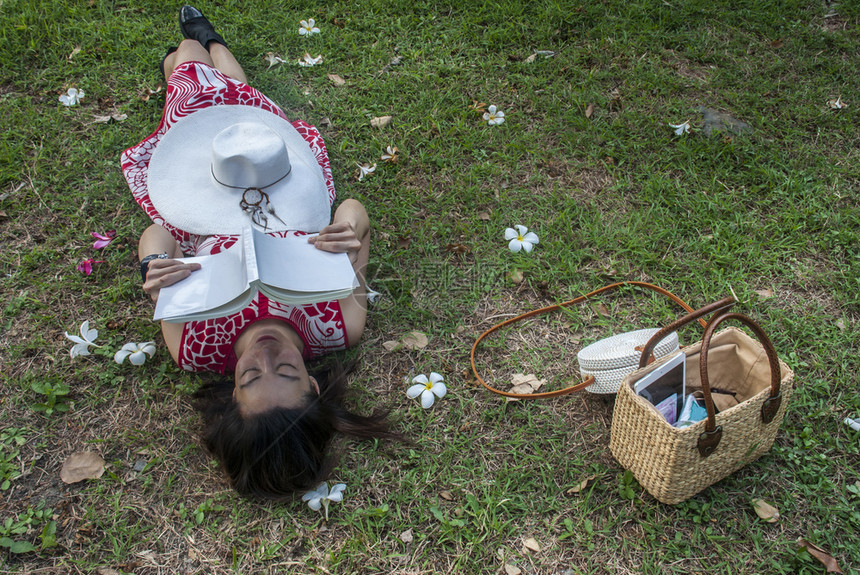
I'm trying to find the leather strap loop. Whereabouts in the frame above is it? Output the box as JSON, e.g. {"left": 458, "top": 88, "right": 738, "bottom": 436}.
{"left": 471, "top": 281, "right": 704, "bottom": 399}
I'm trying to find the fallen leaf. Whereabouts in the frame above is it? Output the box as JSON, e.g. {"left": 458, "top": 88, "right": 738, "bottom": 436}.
{"left": 754, "top": 288, "right": 774, "bottom": 298}
{"left": 470, "top": 100, "right": 488, "bottom": 114}
{"left": 595, "top": 303, "right": 610, "bottom": 316}
{"left": 504, "top": 565, "right": 522, "bottom": 575}
{"left": 90, "top": 113, "right": 128, "bottom": 124}
{"left": 509, "top": 269, "right": 524, "bottom": 284}
{"left": 507, "top": 374, "right": 546, "bottom": 401}
{"left": 523, "top": 537, "right": 541, "bottom": 552}
{"left": 319, "top": 117, "right": 332, "bottom": 127}
{"left": 439, "top": 491, "right": 454, "bottom": 501}
{"left": 445, "top": 243, "right": 470, "bottom": 255}
{"left": 835, "top": 318, "right": 846, "bottom": 331}
{"left": 0, "top": 210, "right": 7, "bottom": 220}
{"left": 96, "top": 569, "right": 123, "bottom": 575}
{"left": 370, "top": 115, "right": 393, "bottom": 128}
{"left": 60, "top": 451, "right": 105, "bottom": 484}
{"left": 827, "top": 97, "right": 846, "bottom": 110}
{"left": 400, "top": 331, "right": 429, "bottom": 350}
{"left": 585, "top": 103, "right": 594, "bottom": 118}
{"left": 382, "top": 340, "right": 400, "bottom": 351}
{"left": 68, "top": 45, "right": 82, "bottom": 60}
{"left": 478, "top": 210, "right": 491, "bottom": 220}
{"left": 797, "top": 538, "right": 843, "bottom": 573}
{"left": 751, "top": 498, "right": 780, "bottom": 522}
{"left": 396, "top": 236, "right": 411, "bottom": 249}
{"left": 770, "top": 39, "right": 784, "bottom": 48}
{"left": 399, "top": 529, "right": 413, "bottom": 544}
{"left": 523, "top": 54, "right": 536, "bottom": 63}
{"left": 566, "top": 474, "right": 598, "bottom": 495}
{"left": 328, "top": 74, "right": 346, "bottom": 86}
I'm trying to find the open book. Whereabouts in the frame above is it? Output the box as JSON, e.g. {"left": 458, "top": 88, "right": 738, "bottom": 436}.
{"left": 153, "top": 227, "right": 358, "bottom": 323}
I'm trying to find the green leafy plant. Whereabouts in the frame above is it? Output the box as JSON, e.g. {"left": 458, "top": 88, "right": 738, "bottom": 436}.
{"left": 30, "top": 380, "right": 70, "bottom": 416}
{"left": 0, "top": 428, "right": 26, "bottom": 490}
{"left": 0, "top": 503, "right": 57, "bottom": 553}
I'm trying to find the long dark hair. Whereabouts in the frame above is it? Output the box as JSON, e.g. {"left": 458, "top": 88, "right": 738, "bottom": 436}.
{"left": 193, "top": 361, "right": 397, "bottom": 500}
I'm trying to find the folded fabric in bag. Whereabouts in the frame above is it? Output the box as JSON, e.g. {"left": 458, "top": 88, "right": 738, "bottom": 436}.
{"left": 577, "top": 329, "right": 679, "bottom": 394}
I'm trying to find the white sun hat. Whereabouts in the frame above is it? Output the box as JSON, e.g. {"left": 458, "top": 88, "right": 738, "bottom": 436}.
{"left": 147, "top": 105, "right": 330, "bottom": 235}
{"left": 577, "top": 328, "right": 679, "bottom": 394}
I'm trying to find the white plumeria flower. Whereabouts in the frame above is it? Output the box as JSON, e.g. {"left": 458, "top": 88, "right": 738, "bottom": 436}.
{"left": 298, "top": 53, "right": 323, "bottom": 67}
{"left": 114, "top": 342, "right": 156, "bottom": 366}
{"left": 59, "top": 87, "right": 84, "bottom": 106}
{"left": 828, "top": 96, "right": 844, "bottom": 110}
{"left": 381, "top": 145, "right": 399, "bottom": 163}
{"left": 504, "top": 225, "right": 539, "bottom": 253}
{"left": 64, "top": 320, "right": 100, "bottom": 358}
{"left": 407, "top": 372, "right": 447, "bottom": 409}
{"left": 483, "top": 104, "right": 505, "bottom": 126}
{"left": 357, "top": 162, "right": 377, "bottom": 181}
{"left": 265, "top": 52, "right": 287, "bottom": 68}
{"left": 669, "top": 120, "right": 691, "bottom": 135}
{"left": 299, "top": 18, "right": 320, "bottom": 36}
{"left": 302, "top": 481, "right": 346, "bottom": 520}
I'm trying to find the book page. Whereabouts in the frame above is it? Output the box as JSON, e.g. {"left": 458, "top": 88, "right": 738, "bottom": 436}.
{"left": 252, "top": 229, "right": 357, "bottom": 293}
{"left": 153, "top": 238, "right": 251, "bottom": 321}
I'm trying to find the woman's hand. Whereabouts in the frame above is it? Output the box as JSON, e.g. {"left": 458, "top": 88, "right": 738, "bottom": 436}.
{"left": 142, "top": 259, "right": 201, "bottom": 303}
{"left": 308, "top": 221, "right": 362, "bottom": 264}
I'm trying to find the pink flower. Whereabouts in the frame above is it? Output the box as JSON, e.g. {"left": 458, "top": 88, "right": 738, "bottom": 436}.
{"left": 91, "top": 230, "right": 116, "bottom": 249}
{"left": 76, "top": 259, "right": 105, "bottom": 276}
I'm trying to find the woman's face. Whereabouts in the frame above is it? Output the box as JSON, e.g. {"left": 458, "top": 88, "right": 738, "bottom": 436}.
{"left": 233, "top": 325, "right": 319, "bottom": 416}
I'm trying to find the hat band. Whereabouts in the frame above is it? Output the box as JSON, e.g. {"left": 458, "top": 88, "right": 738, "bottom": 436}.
{"left": 210, "top": 165, "right": 292, "bottom": 192}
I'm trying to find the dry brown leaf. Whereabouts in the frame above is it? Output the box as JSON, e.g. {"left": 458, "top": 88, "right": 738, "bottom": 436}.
{"left": 319, "top": 117, "right": 333, "bottom": 127}
{"left": 0, "top": 210, "right": 7, "bottom": 220}
{"left": 797, "top": 539, "right": 843, "bottom": 573}
{"left": 751, "top": 498, "right": 780, "bottom": 522}
{"left": 507, "top": 374, "right": 546, "bottom": 401}
{"left": 754, "top": 288, "right": 774, "bottom": 298}
{"left": 400, "top": 331, "right": 429, "bottom": 350}
{"left": 566, "top": 474, "right": 598, "bottom": 495}
{"left": 504, "top": 565, "right": 522, "bottom": 575}
{"left": 595, "top": 303, "right": 610, "bottom": 316}
{"left": 90, "top": 113, "right": 128, "bottom": 124}
{"left": 68, "top": 45, "right": 82, "bottom": 60}
{"left": 370, "top": 115, "right": 393, "bottom": 128}
{"left": 328, "top": 74, "right": 346, "bottom": 86}
{"left": 585, "top": 103, "right": 595, "bottom": 118}
{"left": 523, "top": 537, "right": 541, "bottom": 552}
{"left": 478, "top": 210, "right": 491, "bottom": 220}
{"left": 399, "top": 529, "right": 413, "bottom": 544}
{"left": 835, "top": 318, "right": 846, "bottom": 331}
{"left": 523, "top": 54, "right": 537, "bottom": 63}
{"left": 470, "top": 100, "right": 487, "bottom": 114}
{"left": 509, "top": 269, "right": 524, "bottom": 284}
{"left": 97, "top": 569, "right": 122, "bottom": 575}
{"left": 61, "top": 451, "right": 105, "bottom": 484}
{"left": 382, "top": 340, "right": 400, "bottom": 351}
{"left": 445, "top": 243, "right": 470, "bottom": 255}
{"left": 396, "top": 236, "right": 411, "bottom": 249}
{"left": 439, "top": 490, "right": 454, "bottom": 501}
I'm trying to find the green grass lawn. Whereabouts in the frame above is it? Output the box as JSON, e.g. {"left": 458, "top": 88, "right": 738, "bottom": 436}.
{"left": 1, "top": 0, "right": 858, "bottom": 573}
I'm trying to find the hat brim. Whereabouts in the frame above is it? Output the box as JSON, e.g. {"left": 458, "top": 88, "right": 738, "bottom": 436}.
{"left": 147, "top": 105, "right": 330, "bottom": 235}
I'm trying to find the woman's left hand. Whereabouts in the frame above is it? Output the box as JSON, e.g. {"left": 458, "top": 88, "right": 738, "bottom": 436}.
{"left": 308, "top": 221, "right": 362, "bottom": 263}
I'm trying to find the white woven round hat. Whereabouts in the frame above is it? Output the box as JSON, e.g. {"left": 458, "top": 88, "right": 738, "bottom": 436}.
{"left": 577, "top": 328, "right": 679, "bottom": 394}
{"left": 147, "top": 105, "right": 330, "bottom": 235}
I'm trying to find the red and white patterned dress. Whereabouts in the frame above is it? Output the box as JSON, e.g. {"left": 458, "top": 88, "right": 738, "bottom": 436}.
{"left": 121, "top": 61, "right": 348, "bottom": 374}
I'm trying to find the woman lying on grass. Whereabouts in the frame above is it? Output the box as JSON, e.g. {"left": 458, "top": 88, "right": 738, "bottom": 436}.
{"left": 122, "top": 6, "right": 396, "bottom": 499}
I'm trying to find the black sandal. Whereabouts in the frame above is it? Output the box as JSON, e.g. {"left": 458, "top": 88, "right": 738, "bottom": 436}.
{"left": 159, "top": 46, "right": 178, "bottom": 81}
{"left": 179, "top": 5, "right": 227, "bottom": 51}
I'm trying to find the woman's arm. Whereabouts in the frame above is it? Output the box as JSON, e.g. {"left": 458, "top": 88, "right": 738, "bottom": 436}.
{"left": 308, "top": 199, "right": 369, "bottom": 346}
{"left": 138, "top": 224, "right": 201, "bottom": 363}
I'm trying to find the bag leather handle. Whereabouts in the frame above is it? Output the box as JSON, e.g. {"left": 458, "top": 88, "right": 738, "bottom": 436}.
{"left": 471, "top": 281, "right": 705, "bottom": 399}
{"left": 699, "top": 311, "right": 783, "bottom": 422}
{"left": 637, "top": 296, "right": 736, "bottom": 369}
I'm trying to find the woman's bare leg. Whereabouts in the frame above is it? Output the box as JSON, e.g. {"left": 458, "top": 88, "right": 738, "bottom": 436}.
{"left": 162, "top": 39, "right": 247, "bottom": 84}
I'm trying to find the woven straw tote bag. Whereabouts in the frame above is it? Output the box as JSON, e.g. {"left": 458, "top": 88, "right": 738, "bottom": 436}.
{"left": 610, "top": 306, "right": 794, "bottom": 504}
